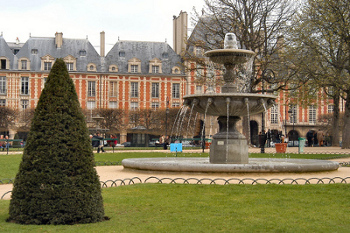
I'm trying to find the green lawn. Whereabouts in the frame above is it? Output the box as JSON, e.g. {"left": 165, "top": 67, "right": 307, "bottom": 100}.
{"left": 1, "top": 152, "right": 349, "bottom": 181}
{"left": 0, "top": 184, "right": 349, "bottom": 232}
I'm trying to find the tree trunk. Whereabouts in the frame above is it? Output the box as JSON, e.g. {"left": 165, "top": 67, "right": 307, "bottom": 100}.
{"left": 332, "top": 93, "right": 340, "bottom": 146}
{"left": 341, "top": 91, "right": 350, "bottom": 148}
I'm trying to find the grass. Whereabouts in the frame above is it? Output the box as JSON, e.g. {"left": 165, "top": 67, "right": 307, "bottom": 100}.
{"left": 0, "top": 183, "right": 350, "bottom": 232}
{"left": 0, "top": 152, "right": 349, "bottom": 181}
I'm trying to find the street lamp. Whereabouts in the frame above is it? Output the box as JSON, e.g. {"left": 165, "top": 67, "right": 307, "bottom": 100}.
{"left": 165, "top": 97, "right": 169, "bottom": 137}
{"left": 288, "top": 108, "right": 295, "bottom": 146}
{"left": 260, "top": 69, "right": 275, "bottom": 153}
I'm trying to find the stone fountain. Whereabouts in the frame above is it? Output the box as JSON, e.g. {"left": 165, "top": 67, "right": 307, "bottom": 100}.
{"left": 122, "top": 33, "right": 339, "bottom": 173}
{"left": 183, "top": 33, "right": 276, "bottom": 164}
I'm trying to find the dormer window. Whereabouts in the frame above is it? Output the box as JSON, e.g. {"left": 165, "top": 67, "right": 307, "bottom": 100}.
{"left": 162, "top": 52, "right": 169, "bottom": 59}
{"left": 0, "top": 57, "right": 9, "bottom": 70}
{"left": 79, "top": 50, "right": 86, "bottom": 56}
{"left": 31, "top": 49, "right": 38, "bottom": 54}
{"left": 41, "top": 55, "right": 55, "bottom": 71}
{"left": 109, "top": 65, "right": 118, "bottom": 72}
{"left": 119, "top": 51, "right": 125, "bottom": 57}
{"left": 195, "top": 46, "right": 203, "bottom": 56}
{"left": 128, "top": 58, "right": 141, "bottom": 73}
{"left": 131, "top": 65, "right": 138, "bottom": 73}
{"left": 88, "top": 63, "right": 97, "bottom": 71}
{"left": 18, "top": 58, "right": 30, "bottom": 70}
{"left": 152, "top": 65, "right": 159, "bottom": 74}
{"left": 149, "top": 58, "right": 162, "bottom": 74}
{"left": 44, "top": 62, "right": 52, "bottom": 70}
{"left": 172, "top": 66, "right": 181, "bottom": 74}
{"left": 63, "top": 55, "right": 77, "bottom": 71}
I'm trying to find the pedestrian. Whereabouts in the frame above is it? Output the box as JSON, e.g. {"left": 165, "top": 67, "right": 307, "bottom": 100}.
{"left": 317, "top": 129, "right": 324, "bottom": 146}
{"left": 159, "top": 135, "right": 165, "bottom": 148}
{"left": 306, "top": 130, "right": 313, "bottom": 147}
{"left": 92, "top": 132, "right": 105, "bottom": 153}
{"left": 163, "top": 135, "right": 170, "bottom": 150}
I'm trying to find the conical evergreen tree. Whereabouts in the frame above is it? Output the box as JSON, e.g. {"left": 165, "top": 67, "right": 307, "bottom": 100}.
{"left": 8, "top": 59, "right": 105, "bottom": 225}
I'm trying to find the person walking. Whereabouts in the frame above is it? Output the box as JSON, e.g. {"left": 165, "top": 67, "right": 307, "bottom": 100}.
{"left": 92, "top": 132, "right": 105, "bottom": 153}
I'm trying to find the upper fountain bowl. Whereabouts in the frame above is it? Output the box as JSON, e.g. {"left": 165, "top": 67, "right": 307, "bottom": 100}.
{"left": 183, "top": 93, "right": 277, "bottom": 117}
{"left": 205, "top": 49, "right": 255, "bottom": 65}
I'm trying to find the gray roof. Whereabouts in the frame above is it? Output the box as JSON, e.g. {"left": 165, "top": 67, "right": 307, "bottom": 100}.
{"left": 105, "top": 40, "right": 183, "bottom": 75}
{"left": 15, "top": 37, "right": 101, "bottom": 72}
{"left": 0, "top": 36, "right": 15, "bottom": 69}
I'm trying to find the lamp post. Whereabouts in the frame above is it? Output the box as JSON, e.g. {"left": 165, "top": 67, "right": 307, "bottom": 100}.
{"left": 288, "top": 108, "right": 295, "bottom": 146}
{"left": 260, "top": 69, "right": 275, "bottom": 153}
{"left": 165, "top": 97, "right": 169, "bottom": 137}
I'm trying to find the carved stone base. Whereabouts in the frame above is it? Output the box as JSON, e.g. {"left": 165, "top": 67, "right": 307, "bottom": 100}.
{"left": 209, "top": 116, "right": 249, "bottom": 164}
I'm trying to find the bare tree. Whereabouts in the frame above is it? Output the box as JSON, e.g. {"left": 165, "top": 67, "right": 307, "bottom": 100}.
{"left": 187, "top": 0, "right": 298, "bottom": 92}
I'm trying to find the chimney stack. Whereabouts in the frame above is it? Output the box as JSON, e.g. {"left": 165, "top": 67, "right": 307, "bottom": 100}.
{"left": 100, "top": 31, "right": 105, "bottom": 57}
{"left": 55, "top": 32, "right": 63, "bottom": 48}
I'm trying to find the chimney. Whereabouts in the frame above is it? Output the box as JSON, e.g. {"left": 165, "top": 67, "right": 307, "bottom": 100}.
{"left": 55, "top": 32, "right": 63, "bottom": 48}
{"left": 100, "top": 31, "right": 105, "bottom": 57}
{"left": 173, "top": 11, "right": 188, "bottom": 55}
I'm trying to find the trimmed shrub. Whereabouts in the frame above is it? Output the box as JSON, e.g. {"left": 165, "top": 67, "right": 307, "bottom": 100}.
{"left": 7, "top": 59, "right": 105, "bottom": 225}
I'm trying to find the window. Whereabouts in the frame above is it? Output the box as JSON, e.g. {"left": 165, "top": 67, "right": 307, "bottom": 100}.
{"left": 151, "top": 102, "right": 159, "bottom": 110}
{"left": 21, "top": 60, "right": 27, "bottom": 70}
{"left": 0, "top": 59, "right": 7, "bottom": 69}
{"left": 88, "top": 81, "right": 96, "bottom": 97}
{"left": 162, "top": 52, "right": 169, "bottom": 59}
{"left": 131, "top": 82, "right": 138, "bottom": 98}
{"left": 172, "top": 83, "right": 180, "bottom": 99}
{"left": 0, "top": 99, "right": 5, "bottom": 106}
{"left": 42, "top": 77, "right": 47, "bottom": 89}
{"left": 172, "top": 103, "right": 180, "bottom": 107}
{"left": 88, "top": 63, "right": 96, "bottom": 71}
{"left": 196, "top": 46, "right": 203, "bottom": 56}
{"left": 131, "top": 65, "right": 138, "bottom": 73}
{"left": 109, "top": 101, "right": 118, "bottom": 109}
{"left": 151, "top": 83, "right": 159, "bottom": 98}
{"left": 21, "top": 77, "right": 29, "bottom": 95}
{"left": 130, "top": 102, "right": 138, "bottom": 110}
{"left": 152, "top": 65, "right": 159, "bottom": 74}
{"left": 290, "top": 105, "right": 297, "bottom": 124}
{"left": 149, "top": 58, "right": 162, "bottom": 73}
{"left": 31, "top": 49, "right": 38, "bottom": 54}
{"left": 79, "top": 50, "right": 86, "bottom": 56}
{"left": 270, "top": 104, "right": 278, "bottom": 124}
{"left": 328, "top": 105, "right": 334, "bottom": 113}
{"left": 66, "top": 62, "right": 74, "bottom": 71}
{"left": 21, "top": 100, "right": 29, "bottom": 110}
{"left": 109, "top": 65, "right": 118, "bottom": 72}
{"left": 128, "top": 58, "right": 141, "bottom": 73}
{"left": 44, "top": 62, "right": 52, "bottom": 71}
{"left": 110, "top": 81, "right": 118, "bottom": 97}
{"left": 119, "top": 51, "right": 125, "bottom": 57}
{"left": 0, "top": 77, "right": 6, "bottom": 95}
{"left": 196, "top": 85, "right": 202, "bottom": 94}
{"left": 162, "top": 52, "right": 168, "bottom": 59}
{"left": 87, "top": 101, "right": 96, "bottom": 109}
{"left": 309, "top": 105, "right": 316, "bottom": 124}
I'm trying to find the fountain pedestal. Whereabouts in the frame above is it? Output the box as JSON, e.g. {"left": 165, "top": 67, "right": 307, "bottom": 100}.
{"left": 210, "top": 116, "right": 248, "bottom": 164}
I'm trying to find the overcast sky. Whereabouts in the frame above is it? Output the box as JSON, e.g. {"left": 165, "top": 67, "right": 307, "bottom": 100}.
{"left": 1, "top": 0, "right": 205, "bottom": 53}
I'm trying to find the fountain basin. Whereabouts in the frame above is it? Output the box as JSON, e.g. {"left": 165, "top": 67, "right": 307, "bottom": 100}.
{"left": 122, "top": 157, "right": 339, "bottom": 173}
{"left": 183, "top": 93, "right": 277, "bottom": 116}
{"left": 205, "top": 49, "right": 255, "bottom": 65}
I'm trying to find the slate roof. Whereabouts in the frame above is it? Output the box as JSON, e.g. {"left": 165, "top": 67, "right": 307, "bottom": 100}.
{"left": 15, "top": 37, "right": 101, "bottom": 72}
{"left": 105, "top": 40, "right": 183, "bottom": 75}
{"left": 0, "top": 36, "right": 15, "bottom": 69}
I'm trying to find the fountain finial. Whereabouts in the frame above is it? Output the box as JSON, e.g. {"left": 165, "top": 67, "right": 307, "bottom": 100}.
{"left": 224, "top": 33, "right": 238, "bottom": 49}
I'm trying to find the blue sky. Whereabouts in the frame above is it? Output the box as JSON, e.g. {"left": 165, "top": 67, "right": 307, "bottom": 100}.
{"left": 1, "top": 0, "right": 204, "bottom": 52}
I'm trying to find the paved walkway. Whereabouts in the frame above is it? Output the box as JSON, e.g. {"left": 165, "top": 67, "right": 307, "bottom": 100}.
{"left": 1, "top": 147, "right": 350, "bottom": 200}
